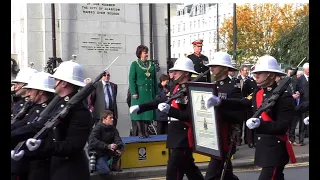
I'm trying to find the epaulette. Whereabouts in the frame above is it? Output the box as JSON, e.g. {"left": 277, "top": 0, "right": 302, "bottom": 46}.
{"left": 246, "top": 93, "right": 253, "bottom": 100}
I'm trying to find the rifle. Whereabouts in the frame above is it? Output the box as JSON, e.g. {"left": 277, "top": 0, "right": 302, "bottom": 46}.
{"left": 220, "top": 77, "right": 292, "bottom": 180}
{"left": 11, "top": 99, "right": 33, "bottom": 125}
{"left": 291, "top": 57, "right": 306, "bottom": 77}
{"left": 164, "top": 69, "right": 210, "bottom": 104}
{"left": 13, "top": 56, "right": 119, "bottom": 154}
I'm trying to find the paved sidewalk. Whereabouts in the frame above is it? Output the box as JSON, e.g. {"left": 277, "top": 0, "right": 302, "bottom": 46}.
{"left": 91, "top": 139, "right": 309, "bottom": 180}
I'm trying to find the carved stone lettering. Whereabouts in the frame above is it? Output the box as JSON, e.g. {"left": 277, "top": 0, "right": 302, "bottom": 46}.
{"left": 80, "top": 34, "right": 125, "bottom": 54}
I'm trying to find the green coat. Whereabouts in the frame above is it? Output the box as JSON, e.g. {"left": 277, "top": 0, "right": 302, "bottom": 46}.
{"left": 129, "top": 59, "right": 158, "bottom": 121}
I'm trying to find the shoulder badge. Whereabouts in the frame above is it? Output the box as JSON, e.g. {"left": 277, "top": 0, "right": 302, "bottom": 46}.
{"left": 181, "top": 84, "right": 185, "bottom": 88}
{"left": 36, "top": 110, "right": 40, "bottom": 113}
{"left": 235, "top": 83, "right": 241, "bottom": 88}
{"left": 20, "top": 104, "right": 23, "bottom": 107}
{"left": 25, "top": 97, "right": 29, "bottom": 101}
{"left": 42, "top": 103, "right": 47, "bottom": 108}
{"left": 219, "top": 81, "right": 224, "bottom": 85}
{"left": 61, "top": 104, "right": 65, "bottom": 108}
{"left": 166, "top": 92, "right": 170, "bottom": 97}
{"left": 267, "top": 87, "right": 272, "bottom": 91}
{"left": 64, "top": 96, "right": 69, "bottom": 102}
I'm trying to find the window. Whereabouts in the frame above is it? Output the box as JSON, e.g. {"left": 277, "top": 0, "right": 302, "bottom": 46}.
{"left": 202, "top": 33, "right": 204, "bottom": 39}
{"left": 198, "top": 20, "right": 200, "bottom": 28}
{"left": 173, "top": 54, "right": 175, "bottom": 58}
{"left": 194, "top": 21, "right": 196, "bottom": 28}
{"left": 198, "top": 34, "right": 200, "bottom": 39}
{"left": 183, "top": 39, "right": 185, "bottom": 46}
{"left": 178, "top": 24, "right": 180, "bottom": 32}
{"left": 190, "top": 21, "right": 192, "bottom": 30}
{"left": 172, "top": 41, "right": 175, "bottom": 48}
{"left": 190, "top": 35, "right": 192, "bottom": 43}
{"left": 183, "top": 23, "right": 185, "bottom": 31}
{"left": 178, "top": 40, "right": 180, "bottom": 47}
{"left": 172, "top": 25, "right": 174, "bottom": 34}
{"left": 178, "top": 54, "right": 181, "bottom": 58}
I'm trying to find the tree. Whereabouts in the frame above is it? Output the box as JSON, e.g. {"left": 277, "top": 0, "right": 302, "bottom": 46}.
{"left": 270, "top": 15, "right": 309, "bottom": 66}
{"left": 219, "top": 3, "right": 309, "bottom": 65}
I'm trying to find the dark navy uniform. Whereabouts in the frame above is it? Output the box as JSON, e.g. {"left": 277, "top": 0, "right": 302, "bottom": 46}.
{"left": 21, "top": 92, "right": 93, "bottom": 180}
{"left": 204, "top": 77, "right": 243, "bottom": 180}
{"left": 243, "top": 77, "right": 258, "bottom": 147}
{"left": 188, "top": 53, "right": 211, "bottom": 83}
{"left": 11, "top": 99, "right": 51, "bottom": 180}
{"left": 11, "top": 94, "right": 74, "bottom": 180}
{"left": 220, "top": 82, "right": 296, "bottom": 180}
{"left": 136, "top": 83, "right": 204, "bottom": 180}
{"left": 11, "top": 97, "right": 31, "bottom": 120}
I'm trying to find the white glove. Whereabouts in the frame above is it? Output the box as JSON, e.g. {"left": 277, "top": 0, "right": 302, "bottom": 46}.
{"left": 246, "top": 118, "right": 261, "bottom": 129}
{"left": 158, "top": 103, "right": 170, "bottom": 114}
{"left": 206, "top": 95, "right": 221, "bottom": 109}
{"left": 304, "top": 116, "right": 309, "bottom": 125}
{"left": 129, "top": 105, "right": 140, "bottom": 114}
{"left": 26, "top": 138, "right": 42, "bottom": 151}
{"left": 11, "top": 150, "right": 25, "bottom": 161}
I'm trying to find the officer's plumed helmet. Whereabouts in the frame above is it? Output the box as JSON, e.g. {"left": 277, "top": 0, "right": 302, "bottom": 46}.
{"left": 169, "top": 57, "right": 199, "bottom": 75}
{"left": 50, "top": 61, "right": 86, "bottom": 87}
{"left": 252, "top": 55, "right": 286, "bottom": 76}
{"left": 206, "top": 52, "right": 238, "bottom": 71}
{"left": 12, "top": 68, "right": 39, "bottom": 84}
{"left": 23, "top": 72, "right": 55, "bottom": 93}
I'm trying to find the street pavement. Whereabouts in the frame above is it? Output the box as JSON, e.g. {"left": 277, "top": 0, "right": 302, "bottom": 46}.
{"left": 102, "top": 162, "right": 309, "bottom": 180}
{"left": 90, "top": 138, "right": 309, "bottom": 180}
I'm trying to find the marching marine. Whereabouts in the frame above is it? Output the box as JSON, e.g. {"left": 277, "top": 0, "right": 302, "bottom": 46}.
{"left": 11, "top": 61, "right": 93, "bottom": 180}
{"left": 130, "top": 57, "right": 204, "bottom": 180}
{"left": 206, "top": 55, "right": 296, "bottom": 180}
{"left": 11, "top": 68, "right": 38, "bottom": 117}
{"left": 204, "top": 52, "right": 244, "bottom": 180}
{"left": 11, "top": 72, "right": 55, "bottom": 180}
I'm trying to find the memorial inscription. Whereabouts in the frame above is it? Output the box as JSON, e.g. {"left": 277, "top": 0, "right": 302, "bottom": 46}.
{"left": 81, "top": 3, "right": 121, "bottom": 16}
{"left": 80, "top": 34, "right": 125, "bottom": 54}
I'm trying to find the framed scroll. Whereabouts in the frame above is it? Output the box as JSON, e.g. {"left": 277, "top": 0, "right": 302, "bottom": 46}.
{"left": 186, "top": 82, "right": 223, "bottom": 160}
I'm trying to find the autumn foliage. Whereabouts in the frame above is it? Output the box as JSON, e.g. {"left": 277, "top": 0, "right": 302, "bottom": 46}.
{"left": 220, "top": 3, "right": 309, "bottom": 65}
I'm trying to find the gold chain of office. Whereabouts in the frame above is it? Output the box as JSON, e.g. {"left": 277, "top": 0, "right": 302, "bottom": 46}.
{"left": 136, "top": 59, "right": 151, "bottom": 77}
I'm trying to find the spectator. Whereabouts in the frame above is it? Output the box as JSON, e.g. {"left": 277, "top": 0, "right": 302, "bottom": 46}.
{"left": 89, "top": 71, "right": 118, "bottom": 126}
{"left": 295, "top": 63, "right": 309, "bottom": 144}
{"left": 89, "top": 110, "right": 124, "bottom": 175}
{"left": 156, "top": 74, "right": 170, "bottom": 134}
{"left": 129, "top": 45, "right": 158, "bottom": 138}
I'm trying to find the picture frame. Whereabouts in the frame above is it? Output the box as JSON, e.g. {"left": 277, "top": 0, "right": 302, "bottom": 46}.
{"left": 185, "top": 82, "right": 223, "bottom": 160}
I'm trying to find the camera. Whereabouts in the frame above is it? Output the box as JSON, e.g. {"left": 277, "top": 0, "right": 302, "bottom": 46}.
{"left": 89, "top": 151, "right": 97, "bottom": 173}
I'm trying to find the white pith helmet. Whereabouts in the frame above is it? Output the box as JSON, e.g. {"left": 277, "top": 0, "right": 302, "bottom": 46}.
{"left": 252, "top": 55, "right": 286, "bottom": 76}
{"left": 11, "top": 68, "right": 39, "bottom": 84}
{"left": 206, "top": 52, "right": 238, "bottom": 71}
{"left": 23, "top": 72, "right": 55, "bottom": 93}
{"left": 49, "top": 61, "right": 86, "bottom": 87}
{"left": 169, "top": 57, "right": 199, "bottom": 75}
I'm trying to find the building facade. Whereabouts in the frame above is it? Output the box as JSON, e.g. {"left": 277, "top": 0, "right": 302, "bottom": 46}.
{"left": 11, "top": 3, "right": 168, "bottom": 137}
{"left": 170, "top": 3, "right": 233, "bottom": 60}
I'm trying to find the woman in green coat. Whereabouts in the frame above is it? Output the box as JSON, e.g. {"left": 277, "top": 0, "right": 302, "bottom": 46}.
{"left": 129, "top": 45, "right": 158, "bottom": 138}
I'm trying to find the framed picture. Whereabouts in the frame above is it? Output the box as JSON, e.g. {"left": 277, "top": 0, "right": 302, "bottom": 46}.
{"left": 185, "top": 82, "right": 223, "bottom": 160}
